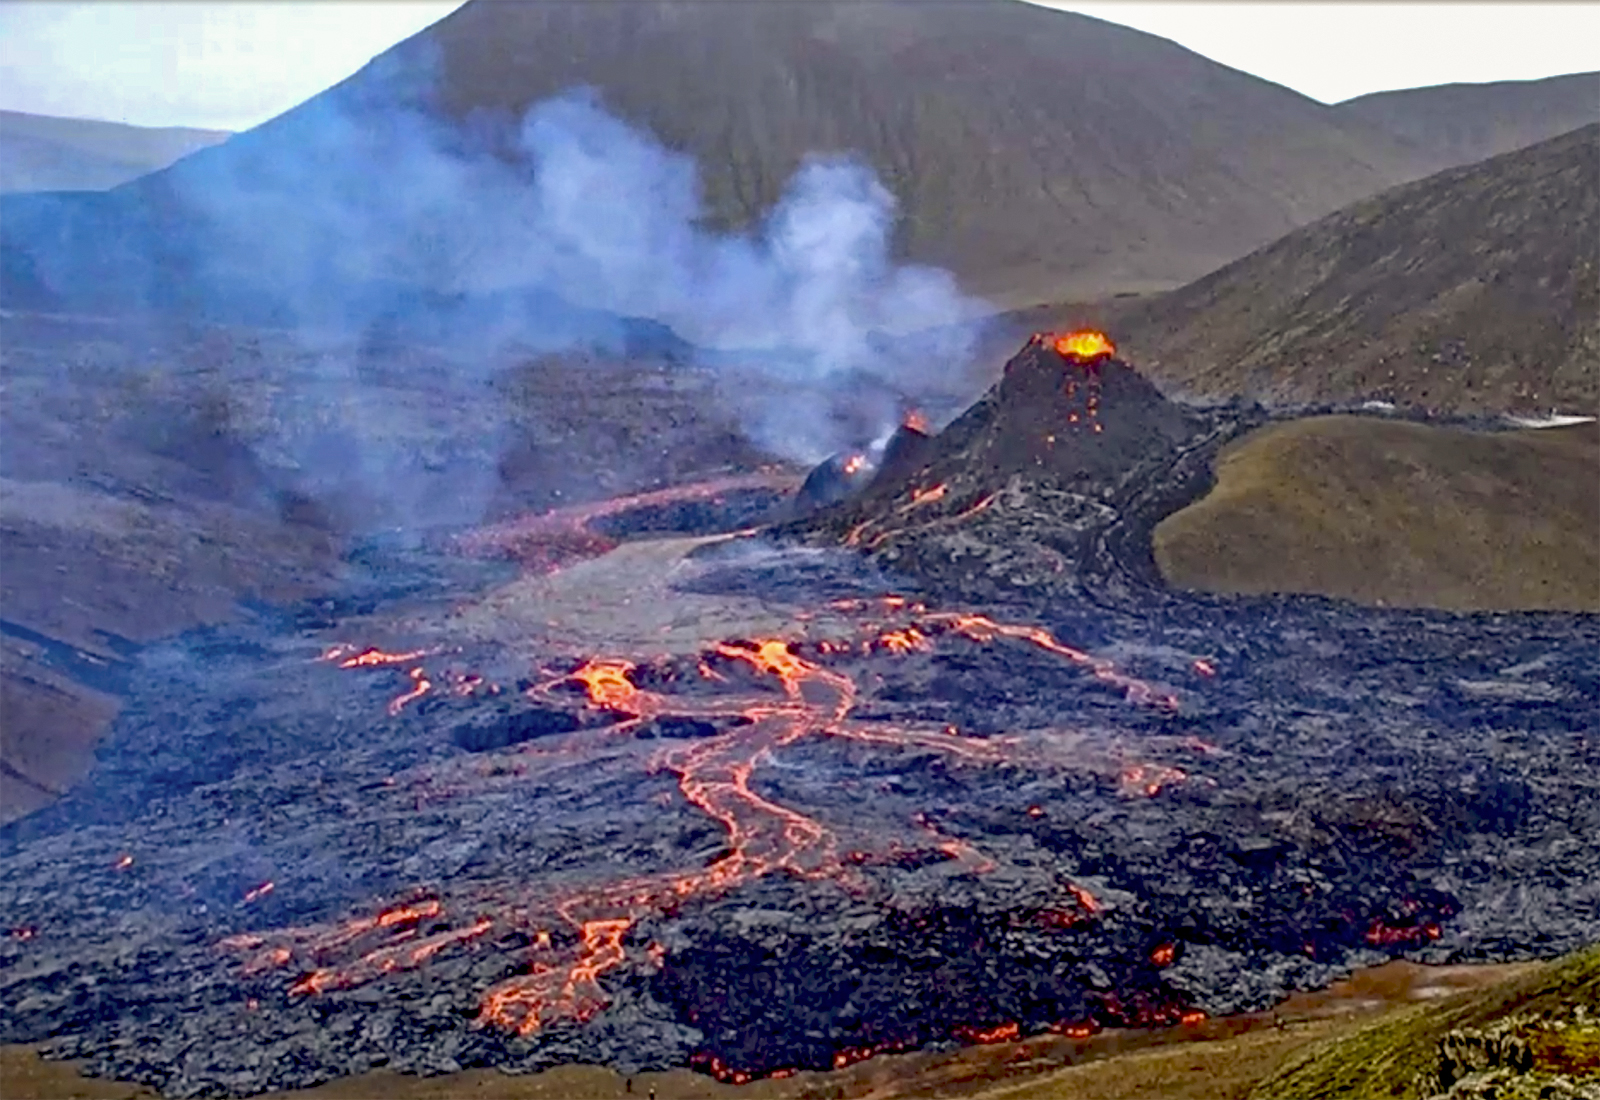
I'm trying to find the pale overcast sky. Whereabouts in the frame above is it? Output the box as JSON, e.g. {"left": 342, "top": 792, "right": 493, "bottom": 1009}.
{"left": 0, "top": 1, "right": 1594, "bottom": 132}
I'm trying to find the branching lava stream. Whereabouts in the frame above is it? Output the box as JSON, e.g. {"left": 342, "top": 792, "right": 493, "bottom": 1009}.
{"left": 223, "top": 597, "right": 1186, "bottom": 1060}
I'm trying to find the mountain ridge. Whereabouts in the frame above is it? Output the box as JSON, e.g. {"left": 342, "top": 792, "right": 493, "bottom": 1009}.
{"left": 1, "top": 0, "right": 1440, "bottom": 312}
{"left": 1332, "top": 71, "right": 1600, "bottom": 176}
{"left": 0, "top": 110, "right": 230, "bottom": 194}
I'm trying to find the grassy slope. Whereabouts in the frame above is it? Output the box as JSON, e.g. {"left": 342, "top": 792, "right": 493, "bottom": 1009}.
{"left": 1250, "top": 946, "right": 1600, "bottom": 1099}
{"left": 1152, "top": 416, "right": 1599, "bottom": 613}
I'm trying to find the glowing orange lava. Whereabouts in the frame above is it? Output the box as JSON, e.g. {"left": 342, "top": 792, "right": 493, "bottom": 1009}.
{"left": 1119, "top": 763, "right": 1189, "bottom": 797}
{"left": 902, "top": 409, "right": 930, "bottom": 434}
{"left": 959, "top": 1021, "right": 1021, "bottom": 1044}
{"left": 566, "top": 660, "right": 640, "bottom": 710}
{"left": 325, "top": 645, "right": 434, "bottom": 669}
{"left": 235, "top": 601, "right": 1195, "bottom": 1056}
{"left": 842, "top": 454, "right": 867, "bottom": 477}
{"left": 1052, "top": 330, "right": 1116, "bottom": 362}
{"left": 387, "top": 668, "right": 432, "bottom": 716}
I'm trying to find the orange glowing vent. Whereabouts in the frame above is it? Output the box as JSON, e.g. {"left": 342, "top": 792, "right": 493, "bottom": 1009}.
{"left": 1052, "top": 330, "right": 1116, "bottom": 361}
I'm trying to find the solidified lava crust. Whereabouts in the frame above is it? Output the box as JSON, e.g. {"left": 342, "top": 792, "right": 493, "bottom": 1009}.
{"left": 0, "top": 341, "right": 1596, "bottom": 1098}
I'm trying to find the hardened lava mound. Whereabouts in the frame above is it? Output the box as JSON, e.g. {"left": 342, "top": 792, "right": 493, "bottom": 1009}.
{"left": 1, "top": 337, "right": 1596, "bottom": 1098}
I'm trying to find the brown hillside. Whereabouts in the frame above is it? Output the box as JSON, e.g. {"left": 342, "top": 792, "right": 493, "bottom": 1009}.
{"left": 1333, "top": 72, "right": 1600, "bottom": 176}
{"left": 1153, "top": 417, "right": 1600, "bottom": 613}
{"left": 1119, "top": 124, "right": 1600, "bottom": 415}
{"left": 136, "top": 0, "right": 1428, "bottom": 305}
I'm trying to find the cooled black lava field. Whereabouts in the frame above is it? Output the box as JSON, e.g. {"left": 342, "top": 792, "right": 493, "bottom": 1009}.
{"left": 1, "top": 347, "right": 1597, "bottom": 1099}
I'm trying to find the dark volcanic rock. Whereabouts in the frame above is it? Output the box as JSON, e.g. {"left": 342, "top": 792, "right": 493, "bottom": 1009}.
{"left": 787, "top": 335, "right": 1247, "bottom": 604}
{"left": 869, "top": 421, "right": 936, "bottom": 491}
{"left": 0, "top": 339, "right": 1595, "bottom": 1097}
{"left": 934, "top": 337, "right": 1200, "bottom": 486}
{"left": 793, "top": 451, "right": 873, "bottom": 516}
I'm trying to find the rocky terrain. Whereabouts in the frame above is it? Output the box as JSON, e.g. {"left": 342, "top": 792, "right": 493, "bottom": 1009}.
{"left": 0, "top": 337, "right": 1594, "bottom": 1098}
{"left": 1, "top": 6, "right": 1596, "bottom": 1094}
{"left": 0, "top": 309, "right": 787, "bottom": 826}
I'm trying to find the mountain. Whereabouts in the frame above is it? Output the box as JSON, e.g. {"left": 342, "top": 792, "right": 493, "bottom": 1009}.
{"left": 1116, "top": 123, "right": 1600, "bottom": 415}
{"left": 1332, "top": 72, "right": 1600, "bottom": 176}
{"left": 0, "top": 110, "right": 230, "bottom": 194}
{"left": 3, "top": 0, "right": 1444, "bottom": 315}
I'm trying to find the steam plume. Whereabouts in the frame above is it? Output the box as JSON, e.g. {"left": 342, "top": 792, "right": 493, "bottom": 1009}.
{"left": 2, "top": 48, "right": 992, "bottom": 526}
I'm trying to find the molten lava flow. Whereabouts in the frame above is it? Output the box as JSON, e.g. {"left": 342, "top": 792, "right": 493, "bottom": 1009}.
{"left": 566, "top": 660, "right": 640, "bottom": 711}
{"left": 1365, "top": 918, "right": 1443, "bottom": 946}
{"left": 387, "top": 668, "right": 432, "bottom": 716}
{"left": 1119, "top": 763, "right": 1188, "bottom": 798}
{"left": 842, "top": 454, "right": 867, "bottom": 477}
{"left": 454, "top": 471, "right": 802, "bottom": 574}
{"left": 874, "top": 627, "right": 931, "bottom": 655}
{"left": 1052, "top": 330, "right": 1116, "bottom": 362}
{"left": 902, "top": 409, "right": 930, "bottom": 434}
{"left": 905, "top": 482, "right": 948, "bottom": 509}
{"left": 932, "top": 614, "right": 1180, "bottom": 710}
{"left": 325, "top": 645, "right": 434, "bottom": 669}
{"left": 959, "top": 1021, "right": 1022, "bottom": 1044}
{"left": 230, "top": 600, "right": 1195, "bottom": 1066}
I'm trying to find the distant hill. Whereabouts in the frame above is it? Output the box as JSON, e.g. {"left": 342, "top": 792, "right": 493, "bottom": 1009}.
{"left": 0, "top": 110, "right": 230, "bottom": 194}
{"left": 1117, "top": 124, "right": 1599, "bottom": 415}
{"left": 1333, "top": 72, "right": 1600, "bottom": 176}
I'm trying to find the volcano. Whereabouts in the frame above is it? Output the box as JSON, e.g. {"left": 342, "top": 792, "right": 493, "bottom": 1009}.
{"left": 789, "top": 331, "right": 1240, "bottom": 603}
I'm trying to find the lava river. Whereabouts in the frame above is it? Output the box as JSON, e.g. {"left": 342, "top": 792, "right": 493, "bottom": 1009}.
{"left": 220, "top": 596, "right": 1185, "bottom": 1054}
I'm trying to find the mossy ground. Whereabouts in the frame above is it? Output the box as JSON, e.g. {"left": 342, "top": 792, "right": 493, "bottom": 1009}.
{"left": 1250, "top": 945, "right": 1600, "bottom": 1099}
{"left": 1153, "top": 416, "right": 1600, "bottom": 613}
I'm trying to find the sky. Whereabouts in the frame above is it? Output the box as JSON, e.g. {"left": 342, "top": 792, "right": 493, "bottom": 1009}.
{"left": 0, "top": 1, "right": 1595, "bottom": 132}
